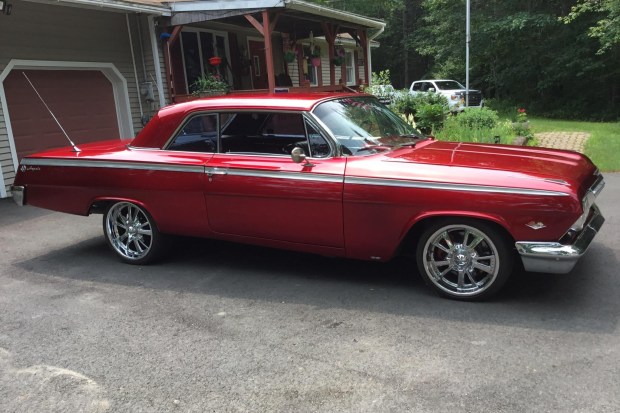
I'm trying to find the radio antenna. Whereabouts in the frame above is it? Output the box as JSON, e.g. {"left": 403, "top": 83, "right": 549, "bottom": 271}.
{"left": 22, "top": 71, "right": 81, "bottom": 153}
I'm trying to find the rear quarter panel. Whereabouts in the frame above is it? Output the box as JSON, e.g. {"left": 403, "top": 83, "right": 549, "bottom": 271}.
{"left": 15, "top": 147, "right": 212, "bottom": 237}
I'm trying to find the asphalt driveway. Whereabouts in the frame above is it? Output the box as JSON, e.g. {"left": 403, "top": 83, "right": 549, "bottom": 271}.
{"left": 1, "top": 174, "right": 618, "bottom": 412}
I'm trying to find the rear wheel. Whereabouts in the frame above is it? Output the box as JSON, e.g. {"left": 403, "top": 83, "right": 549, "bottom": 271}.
{"left": 103, "top": 202, "right": 162, "bottom": 264}
{"left": 415, "top": 219, "right": 514, "bottom": 300}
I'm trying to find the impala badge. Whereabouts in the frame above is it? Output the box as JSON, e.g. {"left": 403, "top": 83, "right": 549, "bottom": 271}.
{"left": 21, "top": 165, "right": 40, "bottom": 172}
{"left": 526, "top": 221, "right": 546, "bottom": 230}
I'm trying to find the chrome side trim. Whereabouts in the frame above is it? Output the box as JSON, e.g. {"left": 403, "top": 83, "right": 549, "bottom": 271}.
{"left": 205, "top": 167, "right": 343, "bottom": 183}
{"left": 345, "top": 176, "right": 570, "bottom": 197}
{"left": 21, "top": 158, "right": 204, "bottom": 174}
{"left": 516, "top": 204, "right": 605, "bottom": 274}
{"left": 11, "top": 185, "right": 25, "bottom": 206}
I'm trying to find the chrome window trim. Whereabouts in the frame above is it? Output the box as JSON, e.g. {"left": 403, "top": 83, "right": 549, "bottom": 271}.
{"left": 345, "top": 176, "right": 570, "bottom": 196}
{"left": 159, "top": 109, "right": 335, "bottom": 157}
{"left": 21, "top": 158, "right": 204, "bottom": 174}
{"left": 302, "top": 112, "right": 337, "bottom": 158}
{"left": 163, "top": 112, "right": 219, "bottom": 152}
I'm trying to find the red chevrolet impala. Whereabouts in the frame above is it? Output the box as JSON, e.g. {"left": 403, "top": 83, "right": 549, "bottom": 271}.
{"left": 11, "top": 93, "right": 605, "bottom": 300}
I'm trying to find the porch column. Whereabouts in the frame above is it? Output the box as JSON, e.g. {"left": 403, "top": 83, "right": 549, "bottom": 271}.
{"left": 359, "top": 30, "right": 370, "bottom": 86}
{"left": 322, "top": 23, "right": 338, "bottom": 86}
{"left": 262, "top": 11, "right": 276, "bottom": 92}
{"left": 162, "top": 25, "right": 183, "bottom": 102}
{"left": 244, "top": 11, "right": 276, "bottom": 92}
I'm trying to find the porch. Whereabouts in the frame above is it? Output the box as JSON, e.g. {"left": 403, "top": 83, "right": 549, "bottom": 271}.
{"left": 159, "top": 0, "right": 385, "bottom": 102}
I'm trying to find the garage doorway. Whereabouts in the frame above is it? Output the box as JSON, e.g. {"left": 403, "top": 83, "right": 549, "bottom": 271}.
{"left": 4, "top": 69, "right": 121, "bottom": 161}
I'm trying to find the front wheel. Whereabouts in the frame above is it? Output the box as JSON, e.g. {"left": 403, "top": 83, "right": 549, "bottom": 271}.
{"left": 103, "top": 201, "right": 163, "bottom": 264}
{"left": 415, "top": 219, "right": 514, "bottom": 300}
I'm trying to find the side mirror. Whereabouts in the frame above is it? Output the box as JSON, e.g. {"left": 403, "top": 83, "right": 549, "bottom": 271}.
{"left": 291, "top": 147, "right": 314, "bottom": 167}
{"left": 428, "top": 87, "right": 436, "bottom": 93}
{"left": 291, "top": 146, "right": 306, "bottom": 163}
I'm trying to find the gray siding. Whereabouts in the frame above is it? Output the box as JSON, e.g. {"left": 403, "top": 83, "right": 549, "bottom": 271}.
{"left": 0, "top": 0, "right": 163, "bottom": 196}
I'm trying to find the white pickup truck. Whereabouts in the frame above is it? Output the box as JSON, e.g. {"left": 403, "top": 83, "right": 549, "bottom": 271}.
{"left": 409, "top": 79, "right": 484, "bottom": 111}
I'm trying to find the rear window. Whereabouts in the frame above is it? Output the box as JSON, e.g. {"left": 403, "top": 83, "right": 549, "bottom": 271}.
{"left": 434, "top": 81, "right": 464, "bottom": 90}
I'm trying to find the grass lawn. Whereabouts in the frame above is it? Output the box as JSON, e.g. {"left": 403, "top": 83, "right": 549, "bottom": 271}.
{"left": 530, "top": 118, "right": 620, "bottom": 172}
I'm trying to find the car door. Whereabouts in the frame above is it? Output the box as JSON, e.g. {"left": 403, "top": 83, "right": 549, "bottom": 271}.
{"left": 152, "top": 112, "right": 218, "bottom": 236}
{"left": 204, "top": 111, "right": 345, "bottom": 248}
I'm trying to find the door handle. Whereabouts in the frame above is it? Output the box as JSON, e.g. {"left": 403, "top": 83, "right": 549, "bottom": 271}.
{"left": 206, "top": 167, "right": 228, "bottom": 181}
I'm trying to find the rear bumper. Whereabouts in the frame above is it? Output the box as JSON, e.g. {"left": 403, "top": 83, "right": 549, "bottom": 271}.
{"left": 515, "top": 204, "right": 605, "bottom": 274}
{"left": 10, "top": 185, "right": 25, "bottom": 206}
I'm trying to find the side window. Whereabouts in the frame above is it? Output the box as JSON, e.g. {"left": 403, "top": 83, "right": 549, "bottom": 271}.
{"left": 220, "top": 112, "right": 329, "bottom": 157}
{"left": 305, "top": 120, "right": 330, "bottom": 158}
{"left": 412, "top": 82, "right": 423, "bottom": 91}
{"left": 168, "top": 113, "right": 217, "bottom": 152}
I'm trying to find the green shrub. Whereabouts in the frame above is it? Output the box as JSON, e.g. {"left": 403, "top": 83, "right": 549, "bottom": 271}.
{"left": 456, "top": 107, "right": 499, "bottom": 129}
{"left": 416, "top": 103, "right": 449, "bottom": 135}
{"left": 434, "top": 116, "right": 515, "bottom": 144}
{"left": 391, "top": 91, "right": 450, "bottom": 133}
{"left": 390, "top": 90, "right": 416, "bottom": 118}
{"left": 371, "top": 70, "right": 392, "bottom": 86}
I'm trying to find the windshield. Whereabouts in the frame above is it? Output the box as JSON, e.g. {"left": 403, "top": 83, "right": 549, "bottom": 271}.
{"left": 434, "top": 80, "right": 464, "bottom": 90}
{"left": 312, "top": 96, "right": 424, "bottom": 156}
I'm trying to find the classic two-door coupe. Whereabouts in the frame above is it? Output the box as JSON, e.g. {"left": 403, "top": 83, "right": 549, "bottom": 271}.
{"left": 11, "top": 93, "right": 605, "bottom": 300}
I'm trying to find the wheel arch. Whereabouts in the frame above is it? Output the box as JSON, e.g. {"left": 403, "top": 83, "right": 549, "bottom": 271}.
{"left": 89, "top": 197, "right": 151, "bottom": 216}
{"left": 397, "top": 211, "right": 516, "bottom": 257}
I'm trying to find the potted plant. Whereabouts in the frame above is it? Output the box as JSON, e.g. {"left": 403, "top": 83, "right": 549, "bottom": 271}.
{"left": 191, "top": 74, "right": 230, "bottom": 97}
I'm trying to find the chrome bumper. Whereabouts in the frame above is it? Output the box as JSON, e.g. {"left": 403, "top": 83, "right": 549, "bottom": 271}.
{"left": 515, "top": 204, "right": 605, "bottom": 274}
{"left": 11, "top": 185, "right": 25, "bottom": 206}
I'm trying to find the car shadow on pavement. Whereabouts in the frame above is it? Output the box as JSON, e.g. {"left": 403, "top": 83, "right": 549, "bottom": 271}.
{"left": 11, "top": 232, "right": 619, "bottom": 335}
{"left": 0, "top": 199, "right": 54, "bottom": 226}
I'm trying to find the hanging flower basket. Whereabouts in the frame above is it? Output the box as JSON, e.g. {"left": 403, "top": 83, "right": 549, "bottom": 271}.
{"left": 209, "top": 56, "right": 222, "bottom": 66}
{"left": 331, "top": 56, "right": 344, "bottom": 66}
{"left": 284, "top": 51, "right": 296, "bottom": 63}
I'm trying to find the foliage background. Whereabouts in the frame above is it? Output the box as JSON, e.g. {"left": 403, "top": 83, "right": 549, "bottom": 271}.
{"left": 313, "top": 0, "right": 619, "bottom": 120}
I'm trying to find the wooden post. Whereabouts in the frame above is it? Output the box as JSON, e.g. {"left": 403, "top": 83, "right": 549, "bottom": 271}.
{"left": 322, "top": 23, "right": 338, "bottom": 86}
{"left": 163, "top": 25, "right": 183, "bottom": 102}
{"left": 262, "top": 11, "right": 275, "bottom": 93}
{"left": 245, "top": 12, "right": 276, "bottom": 93}
{"left": 359, "top": 30, "right": 370, "bottom": 86}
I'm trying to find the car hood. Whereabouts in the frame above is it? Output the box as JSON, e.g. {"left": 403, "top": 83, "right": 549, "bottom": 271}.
{"left": 381, "top": 140, "right": 597, "bottom": 193}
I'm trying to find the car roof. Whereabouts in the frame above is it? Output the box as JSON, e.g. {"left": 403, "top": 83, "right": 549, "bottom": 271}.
{"left": 413, "top": 79, "right": 458, "bottom": 83}
{"left": 132, "top": 92, "right": 370, "bottom": 149}
{"left": 160, "top": 92, "right": 366, "bottom": 114}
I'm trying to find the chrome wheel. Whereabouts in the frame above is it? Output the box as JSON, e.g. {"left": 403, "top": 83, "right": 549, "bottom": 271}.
{"left": 105, "top": 202, "right": 154, "bottom": 262}
{"left": 417, "top": 221, "right": 512, "bottom": 299}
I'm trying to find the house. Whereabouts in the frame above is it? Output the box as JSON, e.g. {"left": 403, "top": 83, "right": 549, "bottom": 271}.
{"left": 0, "top": 0, "right": 384, "bottom": 198}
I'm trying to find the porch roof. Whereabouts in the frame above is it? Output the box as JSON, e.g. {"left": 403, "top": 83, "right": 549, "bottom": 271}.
{"left": 164, "top": 0, "right": 385, "bottom": 38}
{"left": 47, "top": 0, "right": 171, "bottom": 15}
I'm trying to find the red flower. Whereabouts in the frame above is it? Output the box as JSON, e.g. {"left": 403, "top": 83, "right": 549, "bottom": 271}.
{"left": 518, "top": 108, "right": 526, "bottom": 113}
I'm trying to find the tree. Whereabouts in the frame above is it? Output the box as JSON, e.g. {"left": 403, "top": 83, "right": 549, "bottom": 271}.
{"left": 414, "top": 0, "right": 618, "bottom": 119}
{"left": 562, "top": 0, "right": 620, "bottom": 54}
